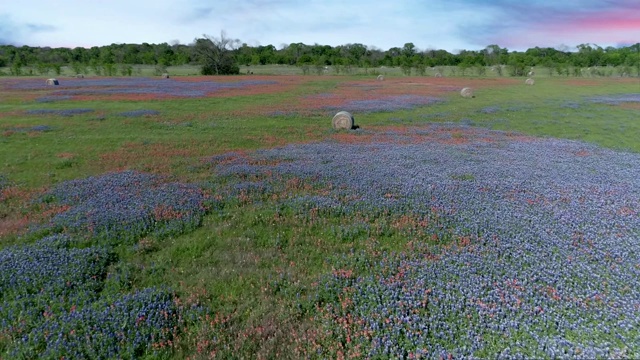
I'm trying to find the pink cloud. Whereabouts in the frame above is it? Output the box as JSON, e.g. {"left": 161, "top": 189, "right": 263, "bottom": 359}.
{"left": 489, "top": 9, "right": 640, "bottom": 49}
{"left": 570, "top": 11, "right": 640, "bottom": 32}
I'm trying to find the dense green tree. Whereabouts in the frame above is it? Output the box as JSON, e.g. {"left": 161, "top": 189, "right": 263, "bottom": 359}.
{"left": 1, "top": 38, "right": 639, "bottom": 77}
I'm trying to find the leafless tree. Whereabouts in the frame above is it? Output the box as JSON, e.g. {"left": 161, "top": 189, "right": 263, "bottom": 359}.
{"left": 193, "top": 31, "right": 241, "bottom": 75}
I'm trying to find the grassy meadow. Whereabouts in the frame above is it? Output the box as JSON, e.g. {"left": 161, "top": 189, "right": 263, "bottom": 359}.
{"left": 1, "top": 68, "right": 639, "bottom": 358}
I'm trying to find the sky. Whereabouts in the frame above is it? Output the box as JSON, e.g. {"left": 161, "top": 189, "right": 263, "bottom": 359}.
{"left": 1, "top": 0, "right": 639, "bottom": 52}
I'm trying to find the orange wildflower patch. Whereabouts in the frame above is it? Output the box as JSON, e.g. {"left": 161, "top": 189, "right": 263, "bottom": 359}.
{"left": 0, "top": 216, "right": 31, "bottom": 238}
{"left": 56, "top": 152, "right": 76, "bottom": 159}
{"left": 0, "top": 186, "right": 70, "bottom": 237}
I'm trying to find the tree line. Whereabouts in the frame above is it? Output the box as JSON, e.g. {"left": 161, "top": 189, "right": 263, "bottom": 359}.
{"left": 1, "top": 33, "right": 639, "bottom": 77}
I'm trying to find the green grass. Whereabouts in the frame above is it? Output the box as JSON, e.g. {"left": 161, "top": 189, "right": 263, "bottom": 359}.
{"left": 1, "top": 72, "right": 639, "bottom": 357}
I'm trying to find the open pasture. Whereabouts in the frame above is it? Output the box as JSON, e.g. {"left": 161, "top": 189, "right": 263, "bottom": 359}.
{"left": 1, "top": 73, "right": 640, "bottom": 358}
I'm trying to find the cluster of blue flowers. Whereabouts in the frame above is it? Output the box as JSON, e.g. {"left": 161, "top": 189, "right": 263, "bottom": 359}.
{"left": 1, "top": 235, "right": 109, "bottom": 350}
{"left": 14, "top": 287, "right": 182, "bottom": 359}
{"left": 13, "top": 77, "right": 277, "bottom": 99}
{"left": 26, "top": 108, "right": 94, "bottom": 117}
{"left": 0, "top": 174, "right": 10, "bottom": 191}
{"left": 328, "top": 95, "right": 443, "bottom": 113}
{"left": 8, "top": 125, "right": 54, "bottom": 132}
{"left": 117, "top": 109, "right": 160, "bottom": 117}
{"left": 478, "top": 105, "right": 501, "bottom": 114}
{"left": 2, "top": 169, "right": 210, "bottom": 357}
{"left": 0, "top": 235, "right": 185, "bottom": 358}
{"left": 211, "top": 124, "right": 640, "bottom": 358}
{"left": 40, "top": 170, "right": 208, "bottom": 244}
{"left": 588, "top": 93, "right": 640, "bottom": 105}
{"left": 35, "top": 95, "right": 73, "bottom": 103}
{"left": 560, "top": 101, "right": 582, "bottom": 109}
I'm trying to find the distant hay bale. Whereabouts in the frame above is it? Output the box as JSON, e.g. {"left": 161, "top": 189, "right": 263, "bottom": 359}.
{"left": 162, "top": 73, "right": 170, "bottom": 79}
{"left": 460, "top": 87, "right": 474, "bottom": 98}
{"left": 332, "top": 111, "right": 355, "bottom": 130}
{"left": 434, "top": 72, "right": 442, "bottom": 78}
{"left": 525, "top": 78, "right": 535, "bottom": 85}
{"left": 75, "top": 74, "right": 84, "bottom": 78}
{"left": 528, "top": 71, "right": 535, "bottom": 76}
{"left": 377, "top": 74, "right": 384, "bottom": 81}
{"left": 46, "top": 78, "right": 59, "bottom": 86}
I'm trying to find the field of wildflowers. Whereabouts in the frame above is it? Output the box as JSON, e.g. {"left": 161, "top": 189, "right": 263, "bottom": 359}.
{"left": 9, "top": 77, "right": 279, "bottom": 101}
{"left": 1, "top": 171, "right": 207, "bottom": 357}
{"left": 37, "top": 170, "right": 209, "bottom": 244}
{"left": 209, "top": 124, "right": 640, "bottom": 358}
{"left": 1, "top": 73, "right": 639, "bottom": 358}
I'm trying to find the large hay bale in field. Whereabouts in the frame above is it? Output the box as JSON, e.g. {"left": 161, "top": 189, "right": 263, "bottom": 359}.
{"left": 162, "top": 73, "right": 170, "bottom": 79}
{"left": 76, "top": 74, "right": 84, "bottom": 78}
{"left": 434, "top": 72, "right": 442, "bottom": 78}
{"left": 332, "top": 111, "right": 355, "bottom": 130}
{"left": 377, "top": 74, "right": 384, "bottom": 81}
{"left": 46, "top": 78, "right": 59, "bottom": 86}
{"left": 525, "top": 78, "right": 535, "bottom": 85}
{"left": 460, "top": 87, "right": 474, "bottom": 98}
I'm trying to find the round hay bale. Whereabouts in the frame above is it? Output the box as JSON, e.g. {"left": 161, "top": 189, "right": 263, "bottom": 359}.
{"left": 46, "top": 78, "right": 59, "bottom": 86}
{"left": 434, "top": 72, "right": 442, "bottom": 78}
{"left": 528, "top": 71, "right": 535, "bottom": 77}
{"left": 162, "top": 73, "right": 170, "bottom": 79}
{"left": 460, "top": 87, "right": 474, "bottom": 98}
{"left": 75, "top": 74, "right": 84, "bottom": 78}
{"left": 377, "top": 74, "right": 384, "bottom": 81}
{"left": 332, "top": 111, "right": 355, "bottom": 130}
{"left": 525, "top": 78, "right": 535, "bottom": 85}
